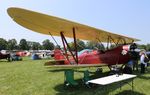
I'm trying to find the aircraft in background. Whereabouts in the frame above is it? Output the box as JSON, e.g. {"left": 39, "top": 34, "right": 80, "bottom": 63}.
{"left": 7, "top": 7, "right": 140, "bottom": 70}
{"left": 0, "top": 52, "right": 10, "bottom": 61}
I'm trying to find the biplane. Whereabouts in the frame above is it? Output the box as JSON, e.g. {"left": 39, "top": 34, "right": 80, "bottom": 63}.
{"left": 7, "top": 7, "right": 140, "bottom": 70}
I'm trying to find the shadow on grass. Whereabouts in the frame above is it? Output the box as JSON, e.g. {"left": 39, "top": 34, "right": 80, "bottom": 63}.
{"left": 53, "top": 71, "right": 144, "bottom": 95}
{"left": 47, "top": 68, "right": 73, "bottom": 72}
{"left": 54, "top": 72, "right": 108, "bottom": 95}
{"left": 46, "top": 66, "right": 149, "bottom": 95}
{"left": 54, "top": 82, "right": 144, "bottom": 95}
{"left": 138, "top": 74, "right": 150, "bottom": 80}
{"left": 133, "top": 67, "right": 150, "bottom": 80}
{"left": 116, "top": 90, "right": 145, "bottom": 95}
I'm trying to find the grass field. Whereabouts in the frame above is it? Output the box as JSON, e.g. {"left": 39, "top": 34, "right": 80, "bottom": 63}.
{"left": 0, "top": 57, "right": 150, "bottom": 95}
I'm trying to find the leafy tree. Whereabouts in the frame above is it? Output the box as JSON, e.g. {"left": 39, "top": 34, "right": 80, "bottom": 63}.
{"left": 68, "top": 39, "right": 86, "bottom": 51}
{"left": 27, "top": 41, "right": 43, "bottom": 50}
{"left": 86, "top": 41, "right": 105, "bottom": 50}
{"left": 0, "top": 38, "right": 7, "bottom": 50}
{"left": 32, "top": 42, "right": 42, "bottom": 50}
{"left": 86, "top": 41, "right": 96, "bottom": 49}
{"left": 77, "top": 39, "right": 86, "bottom": 51}
{"left": 137, "top": 44, "right": 147, "bottom": 50}
{"left": 27, "top": 41, "right": 32, "bottom": 50}
{"left": 86, "top": 41, "right": 94, "bottom": 49}
{"left": 19, "top": 39, "right": 28, "bottom": 50}
{"left": 68, "top": 42, "right": 75, "bottom": 51}
{"left": 42, "top": 39, "right": 54, "bottom": 50}
{"left": 146, "top": 44, "right": 150, "bottom": 51}
{"left": 7, "top": 39, "right": 17, "bottom": 50}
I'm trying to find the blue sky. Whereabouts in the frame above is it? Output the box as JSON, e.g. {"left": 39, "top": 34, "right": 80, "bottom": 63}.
{"left": 0, "top": 0, "right": 150, "bottom": 45}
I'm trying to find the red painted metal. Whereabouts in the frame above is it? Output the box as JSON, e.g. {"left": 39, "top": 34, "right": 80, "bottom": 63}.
{"left": 54, "top": 31, "right": 134, "bottom": 66}
{"left": 60, "top": 32, "right": 70, "bottom": 62}
{"left": 54, "top": 45, "right": 131, "bottom": 65}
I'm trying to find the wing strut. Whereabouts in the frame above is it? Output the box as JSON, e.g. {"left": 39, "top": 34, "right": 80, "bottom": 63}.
{"left": 49, "top": 32, "right": 60, "bottom": 48}
{"left": 106, "top": 36, "right": 129, "bottom": 50}
{"left": 60, "top": 31, "right": 70, "bottom": 63}
{"left": 60, "top": 28, "right": 78, "bottom": 64}
{"left": 108, "top": 36, "right": 117, "bottom": 45}
{"left": 106, "top": 36, "right": 110, "bottom": 50}
{"left": 49, "top": 31, "right": 73, "bottom": 64}
{"left": 73, "top": 27, "right": 78, "bottom": 64}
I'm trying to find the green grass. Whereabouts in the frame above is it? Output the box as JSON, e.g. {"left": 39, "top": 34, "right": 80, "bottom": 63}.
{"left": 0, "top": 57, "right": 150, "bottom": 95}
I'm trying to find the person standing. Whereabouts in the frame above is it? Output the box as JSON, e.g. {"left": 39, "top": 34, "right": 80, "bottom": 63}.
{"left": 140, "top": 50, "right": 148, "bottom": 73}
{"left": 132, "top": 51, "right": 139, "bottom": 71}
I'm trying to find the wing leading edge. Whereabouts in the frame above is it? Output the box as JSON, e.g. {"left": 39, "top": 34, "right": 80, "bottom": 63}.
{"left": 7, "top": 7, "right": 140, "bottom": 44}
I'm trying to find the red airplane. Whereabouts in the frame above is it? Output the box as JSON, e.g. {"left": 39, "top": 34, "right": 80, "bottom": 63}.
{"left": 51, "top": 43, "right": 137, "bottom": 69}
{"left": 7, "top": 7, "right": 140, "bottom": 69}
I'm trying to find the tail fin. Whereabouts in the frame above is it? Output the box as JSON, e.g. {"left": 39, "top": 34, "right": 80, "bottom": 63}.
{"left": 54, "top": 49, "right": 65, "bottom": 60}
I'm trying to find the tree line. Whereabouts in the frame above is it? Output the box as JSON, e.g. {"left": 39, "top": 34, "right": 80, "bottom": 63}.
{"left": 0, "top": 38, "right": 55, "bottom": 50}
{"left": 0, "top": 38, "right": 150, "bottom": 51}
{"left": 0, "top": 38, "right": 105, "bottom": 51}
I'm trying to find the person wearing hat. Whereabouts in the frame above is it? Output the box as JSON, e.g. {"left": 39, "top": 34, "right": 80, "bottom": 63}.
{"left": 139, "top": 49, "right": 148, "bottom": 73}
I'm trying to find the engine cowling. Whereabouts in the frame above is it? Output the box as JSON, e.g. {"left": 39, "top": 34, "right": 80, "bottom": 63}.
{"left": 123, "top": 43, "right": 137, "bottom": 51}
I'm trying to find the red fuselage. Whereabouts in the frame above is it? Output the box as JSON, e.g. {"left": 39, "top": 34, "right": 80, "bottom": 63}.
{"left": 54, "top": 45, "right": 131, "bottom": 65}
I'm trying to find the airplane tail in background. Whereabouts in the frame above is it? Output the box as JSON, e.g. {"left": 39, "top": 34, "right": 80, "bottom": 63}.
{"left": 54, "top": 49, "right": 65, "bottom": 60}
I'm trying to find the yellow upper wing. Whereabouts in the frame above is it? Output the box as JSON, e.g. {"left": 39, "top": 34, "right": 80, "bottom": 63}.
{"left": 7, "top": 7, "right": 140, "bottom": 43}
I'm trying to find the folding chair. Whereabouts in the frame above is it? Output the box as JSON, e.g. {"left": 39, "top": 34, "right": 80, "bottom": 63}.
{"left": 83, "top": 70, "right": 91, "bottom": 88}
{"left": 64, "top": 69, "right": 78, "bottom": 88}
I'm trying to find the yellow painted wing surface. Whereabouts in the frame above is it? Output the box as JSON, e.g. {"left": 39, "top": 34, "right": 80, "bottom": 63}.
{"left": 7, "top": 7, "right": 140, "bottom": 43}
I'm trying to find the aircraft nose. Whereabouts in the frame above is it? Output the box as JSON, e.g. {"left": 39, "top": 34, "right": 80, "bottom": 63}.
{"left": 128, "top": 43, "right": 139, "bottom": 59}
{"left": 122, "top": 43, "right": 138, "bottom": 57}
{"left": 123, "top": 43, "right": 137, "bottom": 51}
